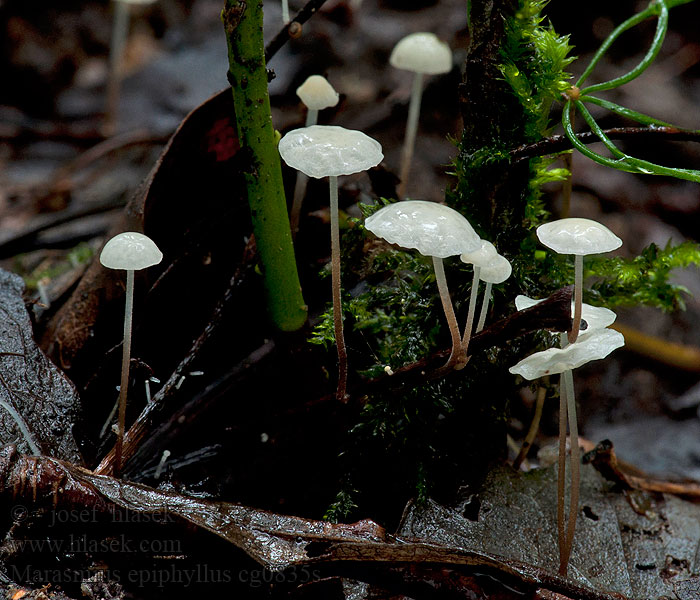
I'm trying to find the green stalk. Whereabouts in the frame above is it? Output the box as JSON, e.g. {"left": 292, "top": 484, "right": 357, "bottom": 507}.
{"left": 579, "top": 95, "right": 680, "bottom": 129}
{"left": 576, "top": 0, "right": 668, "bottom": 93}
{"left": 223, "top": 0, "right": 307, "bottom": 331}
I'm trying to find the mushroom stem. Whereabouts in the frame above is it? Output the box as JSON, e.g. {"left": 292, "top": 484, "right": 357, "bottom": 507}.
{"left": 398, "top": 72, "right": 424, "bottom": 198}
{"left": 475, "top": 281, "right": 493, "bottom": 333}
{"left": 289, "top": 109, "right": 319, "bottom": 239}
{"left": 114, "top": 268, "right": 135, "bottom": 475}
{"left": 513, "top": 385, "right": 546, "bottom": 471}
{"left": 329, "top": 176, "right": 348, "bottom": 401}
{"left": 305, "top": 109, "right": 319, "bottom": 127}
{"left": 560, "top": 367, "right": 580, "bottom": 575}
{"left": 557, "top": 368, "right": 567, "bottom": 573}
{"left": 461, "top": 267, "right": 481, "bottom": 357}
{"left": 282, "top": 0, "right": 290, "bottom": 23}
{"left": 567, "top": 255, "right": 583, "bottom": 344}
{"left": 105, "top": 0, "right": 130, "bottom": 133}
{"left": 433, "top": 256, "right": 467, "bottom": 370}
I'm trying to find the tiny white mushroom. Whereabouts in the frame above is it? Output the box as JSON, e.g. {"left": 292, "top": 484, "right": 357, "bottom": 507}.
{"left": 474, "top": 253, "right": 512, "bottom": 333}
{"left": 365, "top": 200, "right": 480, "bottom": 370}
{"left": 389, "top": 32, "right": 452, "bottom": 197}
{"left": 290, "top": 76, "right": 341, "bottom": 238}
{"left": 509, "top": 324, "right": 624, "bottom": 574}
{"left": 106, "top": 0, "right": 158, "bottom": 132}
{"left": 279, "top": 125, "right": 383, "bottom": 401}
{"left": 515, "top": 294, "right": 617, "bottom": 332}
{"left": 508, "top": 328, "right": 624, "bottom": 380}
{"left": 537, "top": 218, "right": 621, "bottom": 344}
{"left": 459, "top": 240, "right": 495, "bottom": 352}
{"left": 296, "top": 75, "right": 340, "bottom": 126}
{"left": 100, "top": 231, "right": 162, "bottom": 475}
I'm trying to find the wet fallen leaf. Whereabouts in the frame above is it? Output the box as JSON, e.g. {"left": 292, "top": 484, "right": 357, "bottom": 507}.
{"left": 398, "top": 460, "right": 700, "bottom": 599}
{"left": 1, "top": 447, "right": 622, "bottom": 600}
{"left": 0, "top": 269, "right": 80, "bottom": 462}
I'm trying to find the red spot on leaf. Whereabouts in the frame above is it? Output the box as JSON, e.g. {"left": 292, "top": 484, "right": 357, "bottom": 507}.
{"left": 206, "top": 118, "right": 240, "bottom": 162}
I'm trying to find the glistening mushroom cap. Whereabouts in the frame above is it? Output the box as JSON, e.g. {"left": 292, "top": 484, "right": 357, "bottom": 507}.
{"left": 461, "top": 240, "right": 496, "bottom": 268}
{"left": 508, "top": 328, "right": 625, "bottom": 380}
{"left": 389, "top": 32, "right": 452, "bottom": 75}
{"left": 515, "top": 294, "right": 617, "bottom": 330}
{"left": 296, "top": 75, "right": 340, "bottom": 111}
{"left": 365, "top": 200, "right": 480, "bottom": 259}
{"left": 100, "top": 232, "right": 163, "bottom": 271}
{"left": 479, "top": 254, "right": 512, "bottom": 284}
{"left": 278, "top": 125, "right": 383, "bottom": 179}
{"left": 536, "top": 218, "right": 622, "bottom": 256}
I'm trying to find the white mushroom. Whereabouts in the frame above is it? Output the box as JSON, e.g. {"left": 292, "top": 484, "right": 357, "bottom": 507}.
{"left": 290, "top": 76, "right": 341, "bottom": 238}
{"left": 296, "top": 75, "right": 340, "bottom": 125}
{"left": 508, "top": 328, "right": 624, "bottom": 380}
{"left": 515, "top": 294, "right": 616, "bottom": 333}
{"left": 474, "top": 253, "right": 512, "bottom": 333}
{"left": 509, "top": 297, "right": 623, "bottom": 575}
{"left": 105, "top": 0, "right": 158, "bottom": 132}
{"left": 279, "top": 125, "right": 383, "bottom": 401}
{"left": 537, "top": 218, "right": 622, "bottom": 344}
{"left": 459, "top": 240, "right": 492, "bottom": 353}
{"left": 365, "top": 200, "right": 480, "bottom": 370}
{"left": 389, "top": 32, "right": 452, "bottom": 197}
{"left": 100, "top": 231, "right": 162, "bottom": 475}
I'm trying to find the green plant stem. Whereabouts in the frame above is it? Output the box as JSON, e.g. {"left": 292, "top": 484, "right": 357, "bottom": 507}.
{"left": 223, "top": 0, "right": 307, "bottom": 331}
{"left": 329, "top": 176, "right": 348, "bottom": 401}
{"left": 569, "top": 99, "right": 700, "bottom": 182}
{"left": 577, "top": 0, "right": 668, "bottom": 93}
{"left": 579, "top": 95, "right": 678, "bottom": 128}
{"left": 115, "top": 268, "right": 134, "bottom": 476}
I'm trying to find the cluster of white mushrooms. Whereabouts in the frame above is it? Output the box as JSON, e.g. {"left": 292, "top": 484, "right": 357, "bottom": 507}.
{"left": 365, "top": 207, "right": 625, "bottom": 574}
{"left": 95, "top": 20, "right": 629, "bottom": 578}
{"left": 364, "top": 200, "right": 512, "bottom": 370}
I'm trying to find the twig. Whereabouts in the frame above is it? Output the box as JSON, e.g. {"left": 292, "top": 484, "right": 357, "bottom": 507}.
{"left": 264, "top": 0, "right": 332, "bottom": 63}
{"left": 511, "top": 126, "right": 700, "bottom": 163}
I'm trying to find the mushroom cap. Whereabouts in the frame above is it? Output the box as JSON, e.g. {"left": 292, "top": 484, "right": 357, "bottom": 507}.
{"left": 296, "top": 75, "right": 339, "bottom": 111}
{"left": 536, "top": 218, "right": 622, "bottom": 256}
{"left": 515, "top": 294, "right": 617, "bottom": 330}
{"left": 364, "top": 200, "right": 480, "bottom": 259}
{"left": 389, "top": 32, "right": 452, "bottom": 75}
{"left": 461, "top": 240, "right": 496, "bottom": 268}
{"left": 480, "top": 254, "right": 512, "bottom": 284}
{"left": 278, "top": 125, "right": 383, "bottom": 179}
{"left": 100, "top": 232, "right": 163, "bottom": 271}
{"left": 508, "top": 328, "right": 625, "bottom": 380}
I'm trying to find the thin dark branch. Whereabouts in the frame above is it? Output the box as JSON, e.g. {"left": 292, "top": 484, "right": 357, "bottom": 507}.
{"left": 362, "top": 285, "right": 573, "bottom": 394}
{"left": 511, "top": 126, "right": 700, "bottom": 162}
{"left": 264, "top": 0, "right": 331, "bottom": 63}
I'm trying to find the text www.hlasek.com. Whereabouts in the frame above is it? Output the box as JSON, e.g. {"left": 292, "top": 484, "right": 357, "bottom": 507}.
{"left": 4, "top": 534, "right": 182, "bottom": 555}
